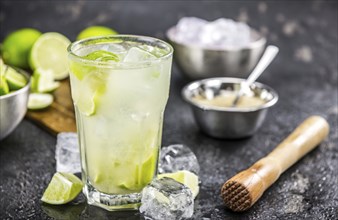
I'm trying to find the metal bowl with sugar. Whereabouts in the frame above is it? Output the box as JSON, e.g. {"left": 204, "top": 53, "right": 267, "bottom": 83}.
{"left": 182, "top": 77, "right": 278, "bottom": 139}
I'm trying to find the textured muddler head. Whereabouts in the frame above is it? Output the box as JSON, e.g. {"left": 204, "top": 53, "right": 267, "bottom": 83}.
{"left": 221, "top": 180, "right": 252, "bottom": 212}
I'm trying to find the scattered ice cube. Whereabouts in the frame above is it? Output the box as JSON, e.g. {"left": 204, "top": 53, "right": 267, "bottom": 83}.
{"left": 159, "top": 144, "right": 200, "bottom": 174}
{"left": 55, "top": 132, "right": 81, "bottom": 173}
{"left": 140, "top": 177, "right": 194, "bottom": 220}
{"left": 171, "top": 17, "right": 252, "bottom": 49}
{"left": 123, "top": 47, "right": 156, "bottom": 62}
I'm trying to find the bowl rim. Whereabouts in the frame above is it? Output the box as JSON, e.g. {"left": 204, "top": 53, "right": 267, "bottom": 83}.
{"left": 0, "top": 67, "right": 31, "bottom": 100}
{"left": 182, "top": 77, "right": 278, "bottom": 112}
{"left": 166, "top": 26, "right": 267, "bottom": 52}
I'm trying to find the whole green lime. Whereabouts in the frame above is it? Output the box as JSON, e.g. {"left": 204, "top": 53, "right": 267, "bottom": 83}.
{"left": 1, "top": 28, "right": 42, "bottom": 69}
{"left": 77, "top": 26, "right": 118, "bottom": 40}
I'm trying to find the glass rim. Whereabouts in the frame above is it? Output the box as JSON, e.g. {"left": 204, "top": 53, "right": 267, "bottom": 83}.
{"left": 67, "top": 34, "right": 174, "bottom": 67}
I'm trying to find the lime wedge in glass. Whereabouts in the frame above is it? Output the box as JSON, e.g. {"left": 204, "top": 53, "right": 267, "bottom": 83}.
{"left": 41, "top": 172, "right": 83, "bottom": 205}
{"left": 5, "top": 66, "right": 27, "bottom": 91}
{"left": 27, "top": 93, "right": 54, "bottom": 110}
{"left": 30, "top": 32, "right": 71, "bottom": 80}
{"left": 158, "top": 170, "right": 199, "bottom": 198}
{"left": 31, "top": 68, "right": 60, "bottom": 93}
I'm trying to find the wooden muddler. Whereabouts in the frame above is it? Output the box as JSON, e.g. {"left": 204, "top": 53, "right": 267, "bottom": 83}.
{"left": 221, "top": 116, "right": 329, "bottom": 212}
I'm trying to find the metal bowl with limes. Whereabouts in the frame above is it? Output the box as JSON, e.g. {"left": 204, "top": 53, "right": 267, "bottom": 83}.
{"left": 0, "top": 66, "right": 30, "bottom": 141}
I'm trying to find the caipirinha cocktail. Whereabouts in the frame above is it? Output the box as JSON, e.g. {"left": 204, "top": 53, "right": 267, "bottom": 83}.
{"left": 68, "top": 35, "right": 173, "bottom": 210}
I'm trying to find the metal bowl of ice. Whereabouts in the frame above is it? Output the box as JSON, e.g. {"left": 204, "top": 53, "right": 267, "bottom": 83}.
{"left": 166, "top": 17, "right": 266, "bottom": 80}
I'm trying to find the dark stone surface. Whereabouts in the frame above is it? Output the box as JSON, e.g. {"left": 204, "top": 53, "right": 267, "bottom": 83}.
{"left": 0, "top": 0, "right": 337, "bottom": 219}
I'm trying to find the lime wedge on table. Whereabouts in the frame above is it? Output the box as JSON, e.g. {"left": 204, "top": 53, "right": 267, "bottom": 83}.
{"left": 41, "top": 172, "right": 83, "bottom": 205}
{"left": 5, "top": 66, "right": 27, "bottom": 90}
{"left": 30, "top": 32, "right": 71, "bottom": 80}
{"left": 158, "top": 170, "right": 199, "bottom": 198}
{"left": 31, "top": 68, "right": 60, "bottom": 93}
{"left": 27, "top": 93, "right": 54, "bottom": 110}
{"left": 77, "top": 26, "right": 118, "bottom": 40}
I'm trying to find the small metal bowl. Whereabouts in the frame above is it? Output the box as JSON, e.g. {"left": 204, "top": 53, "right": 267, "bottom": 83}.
{"left": 182, "top": 78, "right": 278, "bottom": 139}
{"left": 166, "top": 27, "right": 266, "bottom": 80}
{"left": 0, "top": 68, "right": 30, "bottom": 141}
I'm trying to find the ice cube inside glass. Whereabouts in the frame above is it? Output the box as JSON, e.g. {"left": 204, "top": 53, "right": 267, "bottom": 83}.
{"left": 67, "top": 35, "right": 173, "bottom": 211}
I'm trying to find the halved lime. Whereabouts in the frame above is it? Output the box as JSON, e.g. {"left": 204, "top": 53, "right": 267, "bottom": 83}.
{"left": 31, "top": 68, "right": 60, "bottom": 93}
{"left": 1, "top": 28, "right": 41, "bottom": 69}
{"left": 77, "top": 26, "right": 118, "bottom": 40}
{"left": 30, "top": 32, "right": 71, "bottom": 80}
{"left": 5, "top": 66, "right": 27, "bottom": 90}
{"left": 41, "top": 172, "right": 83, "bottom": 205}
{"left": 158, "top": 170, "right": 199, "bottom": 198}
{"left": 27, "top": 93, "right": 54, "bottom": 110}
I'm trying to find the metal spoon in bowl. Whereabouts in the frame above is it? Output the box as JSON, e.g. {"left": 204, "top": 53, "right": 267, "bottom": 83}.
{"left": 232, "top": 45, "right": 279, "bottom": 107}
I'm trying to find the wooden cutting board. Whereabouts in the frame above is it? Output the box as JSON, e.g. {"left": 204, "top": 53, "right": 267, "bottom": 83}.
{"left": 26, "top": 79, "right": 77, "bottom": 136}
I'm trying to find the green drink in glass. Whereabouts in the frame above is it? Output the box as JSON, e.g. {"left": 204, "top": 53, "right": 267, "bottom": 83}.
{"left": 67, "top": 35, "right": 173, "bottom": 210}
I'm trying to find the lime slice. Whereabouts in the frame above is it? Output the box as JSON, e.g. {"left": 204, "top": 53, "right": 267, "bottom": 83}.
{"left": 2, "top": 28, "right": 41, "bottom": 69}
{"left": 27, "top": 93, "right": 54, "bottom": 110}
{"left": 31, "top": 68, "right": 60, "bottom": 93}
{"left": 5, "top": 66, "right": 27, "bottom": 91}
{"left": 30, "top": 32, "right": 71, "bottom": 80}
{"left": 77, "top": 26, "right": 118, "bottom": 40}
{"left": 158, "top": 170, "right": 199, "bottom": 198}
{"left": 0, "top": 75, "right": 9, "bottom": 96}
{"left": 84, "top": 50, "right": 120, "bottom": 62}
{"left": 41, "top": 172, "right": 83, "bottom": 205}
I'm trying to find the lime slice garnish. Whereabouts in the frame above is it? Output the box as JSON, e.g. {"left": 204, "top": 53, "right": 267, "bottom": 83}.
{"left": 77, "top": 26, "right": 118, "bottom": 40}
{"left": 84, "top": 50, "right": 120, "bottom": 62}
{"left": 30, "top": 32, "right": 71, "bottom": 80}
{"left": 0, "top": 75, "right": 9, "bottom": 96}
{"left": 2, "top": 28, "right": 41, "bottom": 69}
{"left": 27, "top": 93, "right": 54, "bottom": 110}
{"left": 41, "top": 172, "right": 83, "bottom": 205}
{"left": 158, "top": 170, "right": 199, "bottom": 198}
{"left": 31, "top": 68, "right": 60, "bottom": 93}
{"left": 5, "top": 66, "right": 27, "bottom": 91}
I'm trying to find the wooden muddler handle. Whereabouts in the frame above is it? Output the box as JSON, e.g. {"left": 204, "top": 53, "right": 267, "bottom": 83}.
{"left": 221, "top": 116, "right": 330, "bottom": 212}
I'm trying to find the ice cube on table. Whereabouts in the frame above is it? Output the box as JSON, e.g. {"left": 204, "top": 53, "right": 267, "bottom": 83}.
{"left": 140, "top": 177, "right": 194, "bottom": 220}
{"left": 123, "top": 47, "right": 156, "bottom": 62}
{"left": 159, "top": 144, "right": 200, "bottom": 175}
{"left": 55, "top": 132, "right": 81, "bottom": 174}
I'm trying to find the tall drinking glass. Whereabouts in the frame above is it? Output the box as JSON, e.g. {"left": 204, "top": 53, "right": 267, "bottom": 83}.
{"left": 67, "top": 35, "right": 173, "bottom": 211}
